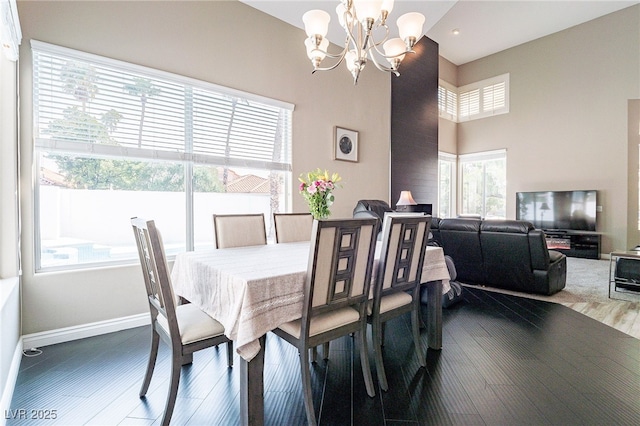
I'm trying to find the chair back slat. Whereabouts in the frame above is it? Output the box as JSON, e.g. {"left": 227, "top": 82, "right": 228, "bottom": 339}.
{"left": 377, "top": 215, "right": 432, "bottom": 298}
{"left": 131, "top": 218, "right": 179, "bottom": 337}
{"left": 213, "top": 213, "right": 267, "bottom": 248}
{"left": 273, "top": 213, "right": 313, "bottom": 243}
{"left": 307, "top": 218, "right": 378, "bottom": 314}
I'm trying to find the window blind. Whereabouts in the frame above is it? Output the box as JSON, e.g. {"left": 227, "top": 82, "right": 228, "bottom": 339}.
{"left": 457, "top": 73, "right": 509, "bottom": 122}
{"left": 438, "top": 80, "right": 458, "bottom": 121}
{"left": 32, "top": 40, "right": 293, "bottom": 172}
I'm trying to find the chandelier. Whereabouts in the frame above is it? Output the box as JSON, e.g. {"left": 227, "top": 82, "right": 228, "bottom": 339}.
{"left": 302, "top": 0, "right": 425, "bottom": 84}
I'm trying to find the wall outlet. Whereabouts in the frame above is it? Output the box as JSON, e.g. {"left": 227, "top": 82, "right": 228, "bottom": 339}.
{"left": 596, "top": 205, "right": 603, "bottom": 212}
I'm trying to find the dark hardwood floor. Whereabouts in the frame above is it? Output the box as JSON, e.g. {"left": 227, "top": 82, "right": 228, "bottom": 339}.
{"left": 8, "top": 287, "right": 640, "bottom": 425}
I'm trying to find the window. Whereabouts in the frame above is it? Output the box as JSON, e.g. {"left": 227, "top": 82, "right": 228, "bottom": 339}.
{"left": 438, "top": 80, "right": 457, "bottom": 122}
{"left": 32, "top": 41, "right": 293, "bottom": 271}
{"left": 438, "top": 152, "right": 457, "bottom": 218}
{"left": 459, "top": 150, "right": 506, "bottom": 219}
{"left": 458, "top": 74, "right": 509, "bottom": 122}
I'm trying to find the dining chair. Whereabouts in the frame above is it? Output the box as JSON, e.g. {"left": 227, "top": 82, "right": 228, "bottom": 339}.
{"left": 368, "top": 214, "right": 432, "bottom": 391}
{"left": 273, "top": 212, "right": 313, "bottom": 243}
{"left": 131, "top": 217, "right": 233, "bottom": 426}
{"left": 212, "top": 213, "right": 267, "bottom": 248}
{"left": 271, "top": 218, "right": 379, "bottom": 426}
{"left": 274, "top": 212, "right": 327, "bottom": 361}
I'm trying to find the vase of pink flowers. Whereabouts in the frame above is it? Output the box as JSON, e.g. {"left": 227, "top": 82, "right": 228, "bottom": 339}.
{"left": 298, "top": 169, "right": 342, "bottom": 220}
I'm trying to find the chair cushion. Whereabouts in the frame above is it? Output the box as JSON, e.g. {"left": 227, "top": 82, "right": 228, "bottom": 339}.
{"left": 278, "top": 306, "right": 360, "bottom": 339}
{"left": 157, "top": 303, "right": 226, "bottom": 345}
{"left": 367, "top": 291, "right": 412, "bottom": 316}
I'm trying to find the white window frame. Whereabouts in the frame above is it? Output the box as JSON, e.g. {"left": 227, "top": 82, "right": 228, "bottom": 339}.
{"left": 438, "top": 79, "right": 458, "bottom": 122}
{"left": 458, "top": 149, "right": 507, "bottom": 219}
{"left": 457, "top": 73, "right": 510, "bottom": 122}
{"left": 32, "top": 41, "right": 294, "bottom": 272}
{"left": 438, "top": 152, "right": 457, "bottom": 218}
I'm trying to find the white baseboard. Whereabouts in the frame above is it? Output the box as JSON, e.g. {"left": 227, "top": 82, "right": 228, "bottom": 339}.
{"left": 22, "top": 313, "right": 150, "bottom": 350}
{"left": 0, "top": 338, "right": 23, "bottom": 426}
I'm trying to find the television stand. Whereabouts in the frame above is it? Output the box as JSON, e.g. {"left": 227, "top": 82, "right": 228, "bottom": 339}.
{"left": 544, "top": 230, "right": 601, "bottom": 259}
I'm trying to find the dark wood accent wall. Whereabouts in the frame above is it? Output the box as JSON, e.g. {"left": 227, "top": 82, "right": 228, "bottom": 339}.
{"left": 390, "top": 36, "right": 439, "bottom": 210}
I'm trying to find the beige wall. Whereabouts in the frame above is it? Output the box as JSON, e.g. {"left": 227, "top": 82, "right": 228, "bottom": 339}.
{"left": 17, "top": 1, "right": 392, "bottom": 334}
{"left": 456, "top": 5, "right": 640, "bottom": 254}
{"left": 628, "top": 99, "right": 640, "bottom": 247}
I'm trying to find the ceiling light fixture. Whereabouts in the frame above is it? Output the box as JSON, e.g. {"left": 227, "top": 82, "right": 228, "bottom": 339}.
{"left": 302, "top": 0, "right": 425, "bottom": 85}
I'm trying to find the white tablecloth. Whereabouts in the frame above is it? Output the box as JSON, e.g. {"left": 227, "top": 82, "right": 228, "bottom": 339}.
{"left": 171, "top": 242, "right": 450, "bottom": 361}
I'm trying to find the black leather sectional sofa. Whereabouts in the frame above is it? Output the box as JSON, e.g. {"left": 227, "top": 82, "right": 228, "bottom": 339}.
{"left": 431, "top": 218, "right": 567, "bottom": 295}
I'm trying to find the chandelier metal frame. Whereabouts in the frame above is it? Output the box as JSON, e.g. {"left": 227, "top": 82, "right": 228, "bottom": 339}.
{"left": 303, "top": 0, "right": 425, "bottom": 84}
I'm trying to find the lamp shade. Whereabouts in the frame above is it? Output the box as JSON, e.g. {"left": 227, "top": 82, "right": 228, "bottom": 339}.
{"left": 381, "top": 0, "right": 395, "bottom": 15}
{"left": 353, "top": 0, "right": 383, "bottom": 21}
{"left": 303, "top": 10, "right": 331, "bottom": 37}
{"left": 396, "top": 190, "right": 417, "bottom": 206}
{"left": 305, "top": 37, "right": 329, "bottom": 61}
{"left": 383, "top": 38, "right": 406, "bottom": 65}
{"left": 345, "top": 49, "right": 359, "bottom": 73}
{"left": 397, "top": 12, "right": 425, "bottom": 43}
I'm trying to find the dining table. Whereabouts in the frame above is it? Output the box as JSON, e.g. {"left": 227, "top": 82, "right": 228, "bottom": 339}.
{"left": 171, "top": 241, "right": 450, "bottom": 425}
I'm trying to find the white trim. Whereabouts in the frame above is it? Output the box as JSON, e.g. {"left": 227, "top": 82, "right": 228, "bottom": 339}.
{"left": 22, "top": 313, "right": 150, "bottom": 349}
{"left": 459, "top": 148, "right": 507, "bottom": 162}
{"left": 35, "top": 139, "right": 293, "bottom": 172}
{"left": 0, "top": 338, "right": 22, "bottom": 426}
{"left": 438, "top": 151, "right": 457, "bottom": 161}
{"left": 0, "top": 0, "right": 21, "bottom": 61}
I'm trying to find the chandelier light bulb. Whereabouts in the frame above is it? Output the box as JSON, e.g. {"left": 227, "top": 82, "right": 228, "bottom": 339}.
{"left": 336, "top": 3, "right": 349, "bottom": 28}
{"left": 305, "top": 37, "right": 329, "bottom": 63}
{"left": 345, "top": 50, "right": 358, "bottom": 72}
{"left": 397, "top": 12, "right": 425, "bottom": 47}
{"left": 303, "top": 9, "right": 331, "bottom": 38}
{"left": 381, "top": 0, "right": 395, "bottom": 15}
{"left": 383, "top": 37, "right": 406, "bottom": 69}
{"left": 353, "top": 0, "right": 383, "bottom": 22}
{"left": 302, "top": 0, "right": 423, "bottom": 84}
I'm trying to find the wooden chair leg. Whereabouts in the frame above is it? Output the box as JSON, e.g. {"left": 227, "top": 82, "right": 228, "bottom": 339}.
{"left": 412, "top": 299, "right": 426, "bottom": 367}
{"left": 299, "top": 347, "right": 317, "bottom": 426}
{"left": 226, "top": 341, "right": 234, "bottom": 367}
{"left": 140, "top": 330, "right": 160, "bottom": 397}
{"left": 161, "top": 351, "right": 182, "bottom": 426}
{"left": 358, "top": 321, "right": 376, "bottom": 398}
{"left": 372, "top": 319, "right": 388, "bottom": 391}
{"left": 182, "top": 353, "right": 193, "bottom": 365}
{"left": 322, "top": 342, "right": 330, "bottom": 360}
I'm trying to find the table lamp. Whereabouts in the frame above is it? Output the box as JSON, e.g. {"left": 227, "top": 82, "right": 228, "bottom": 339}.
{"left": 396, "top": 190, "right": 417, "bottom": 211}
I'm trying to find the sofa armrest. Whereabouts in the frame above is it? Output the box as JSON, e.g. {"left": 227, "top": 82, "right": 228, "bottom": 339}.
{"left": 528, "top": 229, "right": 551, "bottom": 269}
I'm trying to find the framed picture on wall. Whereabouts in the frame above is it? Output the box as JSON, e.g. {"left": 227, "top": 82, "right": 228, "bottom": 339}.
{"left": 334, "top": 126, "right": 358, "bottom": 162}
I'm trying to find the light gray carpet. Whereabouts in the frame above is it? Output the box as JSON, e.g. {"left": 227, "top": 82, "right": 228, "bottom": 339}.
{"left": 462, "top": 257, "right": 640, "bottom": 339}
{"left": 478, "top": 257, "right": 638, "bottom": 304}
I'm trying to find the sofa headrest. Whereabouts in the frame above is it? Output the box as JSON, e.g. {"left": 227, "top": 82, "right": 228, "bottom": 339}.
{"left": 439, "top": 218, "right": 481, "bottom": 232}
{"left": 353, "top": 200, "right": 393, "bottom": 221}
{"left": 430, "top": 217, "right": 441, "bottom": 229}
{"left": 481, "top": 220, "right": 534, "bottom": 234}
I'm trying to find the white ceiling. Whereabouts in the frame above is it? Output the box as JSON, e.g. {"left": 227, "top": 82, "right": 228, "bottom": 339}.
{"left": 240, "top": 0, "right": 639, "bottom": 65}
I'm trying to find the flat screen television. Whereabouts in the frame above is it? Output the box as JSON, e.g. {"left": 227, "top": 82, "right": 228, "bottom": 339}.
{"left": 516, "top": 190, "right": 597, "bottom": 231}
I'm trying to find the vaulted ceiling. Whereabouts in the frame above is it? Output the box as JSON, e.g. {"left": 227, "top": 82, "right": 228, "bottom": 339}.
{"left": 240, "top": 1, "right": 639, "bottom": 65}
